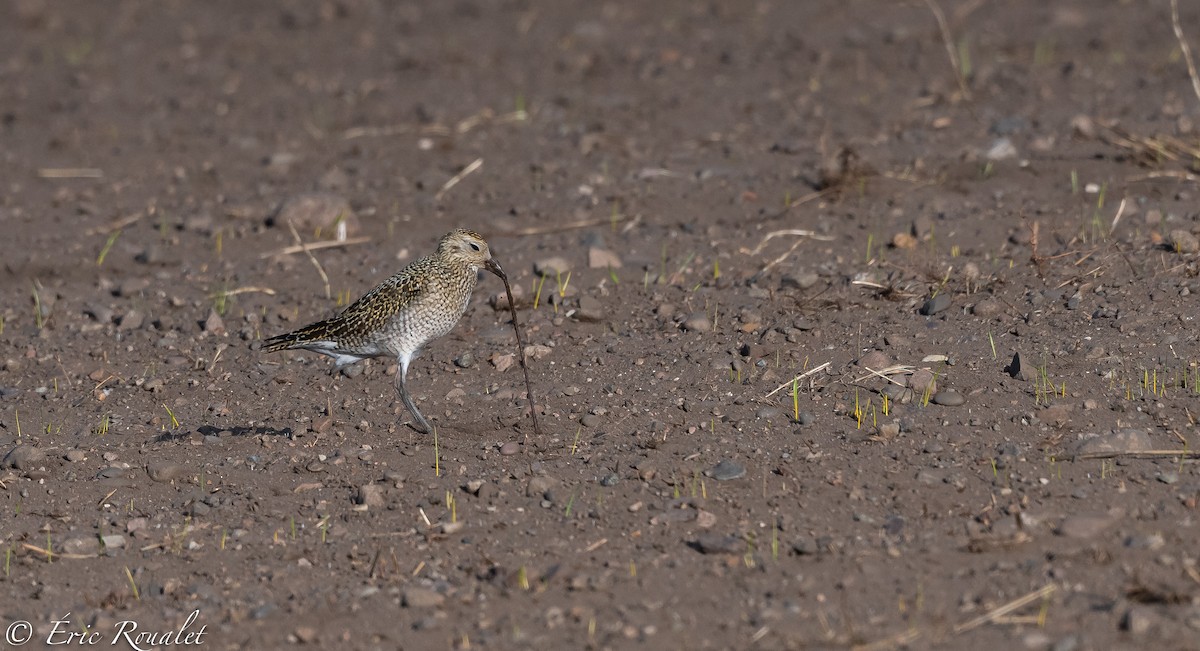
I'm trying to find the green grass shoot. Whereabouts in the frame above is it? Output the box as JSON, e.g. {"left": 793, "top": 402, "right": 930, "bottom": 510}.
{"left": 162, "top": 403, "right": 180, "bottom": 429}
{"left": 1070, "top": 169, "right": 1079, "bottom": 194}
{"left": 124, "top": 566, "right": 140, "bottom": 600}
{"left": 533, "top": 275, "right": 546, "bottom": 309}
{"left": 791, "top": 377, "right": 799, "bottom": 421}
{"left": 608, "top": 265, "right": 619, "bottom": 284}
{"left": 14, "top": 409, "right": 21, "bottom": 438}
{"left": 31, "top": 284, "right": 44, "bottom": 330}
{"left": 570, "top": 424, "right": 582, "bottom": 455}
{"left": 97, "top": 230, "right": 121, "bottom": 266}
{"left": 433, "top": 426, "right": 440, "bottom": 477}
{"left": 988, "top": 331, "right": 997, "bottom": 359}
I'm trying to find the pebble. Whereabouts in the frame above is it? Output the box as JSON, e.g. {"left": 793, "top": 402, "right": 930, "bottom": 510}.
{"left": 972, "top": 298, "right": 1003, "bottom": 318}
{"left": 203, "top": 310, "right": 225, "bottom": 335}
{"left": 534, "top": 257, "right": 571, "bottom": 277}
{"left": 580, "top": 413, "right": 601, "bottom": 427}
{"left": 527, "top": 476, "right": 557, "bottom": 498}
{"left": 355, "top": 484, "right": 385, "bottom": 508}
{"left": 681, "top": 312, "right": 712, "bottom": 333}
{"left": 857, "top": 351, "right": 890, "bottom": 369}
{"left": 294, "top": 627, "right": 319, "bottom": 644}
{"left": 932, "top": 390, "right": 964, "bottom": 406}
{"left": 587, "top": 247, "right": 622, "bottom": 269}
{"left": 118, "top": 309, "right": 145, "bottom": 331}
{"left": 1006, "top": 351, "right": 1032, "bottom": 381}
{"left": 919, "top": 294, "right": 952, "bottom": 315}
{"left": 402, "top": 587, "right": 445, "bottom": 608}
{"left": 755, "top": 407, "right": 780, "bottom": 420}
{"left": 986, "top": 137, "right": 1018, "bottom": 161}
{"left": 454, "top": 352, "right": 475, "bottom": 368}
{"left": 499, "top": 441, "right": 520, "bottom": 456}
{"left": 1120, "top": 607, "right": 1155, "bottom": 635}
{"left": 908, "top": 369, "right": 936, "bottom": 396}
{"left": 692, "top": 533, "right": 746, "bottom": 555}
{"left": 1055, "top": 513, "right": 1116, "bottom": 539}
{"left": 706, "top": 460, "right": 746, "bottom": 481}
{"left": 64, "top": 449, "right": 87, "bottom": 463}
{"left": 100, "top": 534, "right": 127, "bottom": 550}
{"left": 97, "top": 467, "right": 127, "bottom": 479}
{"left": 1169, "top": 229, "right": 1200, "bottom": 254}
{"left": 146, "top": 462, "right": 189, "bottom": 483}
{"left": 4, "top": 444, "right": 45, "bottom": 469}
{"left": 600, "top": 473, "right": 620, "bottom": 487}
{"left": 780, "top": 271, "right": 819, "bottom": 290}
{"left": 575, "top": 296, "right": 605, "bottom": 322}
{"left": 795, "top": 412, "right": 814, "bottom": 426}
{"left": 1073, "top": 428, "right": 1153, "bottom": 456}
{"left": 62, "top": 537, "right": 100, "bottom": 555}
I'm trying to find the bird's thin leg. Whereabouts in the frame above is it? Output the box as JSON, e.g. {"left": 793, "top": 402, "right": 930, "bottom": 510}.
{"left": 395, "top": 354, "right": 431, "bottom": 434}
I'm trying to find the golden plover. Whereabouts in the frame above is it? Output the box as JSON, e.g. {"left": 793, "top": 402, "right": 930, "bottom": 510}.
{"left": 264, "top": 228, "right": 527, "bottom": 434}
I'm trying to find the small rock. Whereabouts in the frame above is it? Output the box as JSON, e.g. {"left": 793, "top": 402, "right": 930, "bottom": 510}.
{"left": 1070, "top": 114, "right": 1096, "bottom": 139}
{"left": 1120, "top": 607, "right": 1155, "bottom": 635}
{"left": 932, "top": 390, "right": 964, "bottom": 406}
{"left": 755, "top": 407, "right": 780, "bottom": 420}
{"left": 523, "top": 344, "right": 552, "bottom": 361}
{"left": 499, "top": 441, "right": 520, "bottom": 456}
{"left": 580, "top": 413, "right": 601, "bottom": 428}
{"left": 692, "top": 533, "right": 746, "bottom": 555}
{"left": 1170, "top": 229, "right": 1200, "bottom": 254}
{"left": 203, "top": 310, "right": 226, "bottom": 335}
{"left": 1074, "top": 429, "right": 1154, "bottom": 456}
{"left": 1055, "top": 513, "right": 1116, "bottom": 539}
{"left": 294, "top": 626, "right": 319, "bottom": 644}
{"left": 706, "top": 460, "right": 746, "bottom": 481}
{"left": 64, "top": 449, "right": 87, "bottom": 463}
{"left": 527, "top": 476, "right": 557, "bottom": 498}
{"left": 4, "top": 444, "right": 45, "bottom": 470}
{"left": 681, "top": 312, "right": 712, "bottom": 333}
{"left": 490, "top": 353, "right": 515, "bottom": 373}
{"left": 62, "top": 537, "right": 100, "bottom": 555}
{"left": 857, "top": 351, "right": 890, "bottom": 370}
{"left": 454, "top": 352, "right": 475, "bottom": 368}
{"left": 100, "top": 534, "right": 126, "bottom": 550}
{"left": 402, "top": 586, "right": 445, "bottom": 608}
{"left": 908, "top": 369, "right": 937, "bottom": 396}
{"left": 534, "top": 257, "right": 571, "bottom": 277}
{"left": 587, "top": 247, "right": 622, "bottom": 269}
{"left": 1006, "top": 351, "right": 1032, "bottom": 381}
{"left": 780, "top": 271, "right": 819, "bottom": 290}
{"left": 972, "top": 298, "right": 1003, "bottom": 318}
{"left": 118, "top": 309, "right": 145, "bottom": 331}
{"left": 355, "top": 483, "right": 385, "bottom": 508}
{"left": 599, "top": 473, "right": 620, "bottom": 487}
{"left": 986, "top": 137, "right": 1018, "bottom": 161}
{"left": 877, "top": 422, "right": 900, "bottom": 438}
{"left": 575, "top": 296, "right": 604, "bottom": 322}
{"left": 919, "top": 294, "right": 952, "bottom": 316}
{"left": 794, "top": 412, "right": 814, "bottom": 426}
{"left": 146, "top": 462, "right": 189, "bottom": 483}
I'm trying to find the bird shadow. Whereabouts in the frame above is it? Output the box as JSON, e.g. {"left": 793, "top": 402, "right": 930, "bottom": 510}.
{"left": 154, "top": 424, "right": 294, "bottom": 442}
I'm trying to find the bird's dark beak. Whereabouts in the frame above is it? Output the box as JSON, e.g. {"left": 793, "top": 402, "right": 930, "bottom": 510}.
{"left": 485, "top": 258, "right": 505, "bottom": 279}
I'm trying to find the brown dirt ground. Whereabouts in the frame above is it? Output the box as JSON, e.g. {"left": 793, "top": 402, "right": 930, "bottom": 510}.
{"left": 4, "top": 1, "right": 1200, "bottom": 649}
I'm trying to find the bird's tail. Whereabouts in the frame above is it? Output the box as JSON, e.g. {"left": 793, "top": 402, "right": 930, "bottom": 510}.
{"left": 261, "top": 320, "right": 334, "bottom": 353}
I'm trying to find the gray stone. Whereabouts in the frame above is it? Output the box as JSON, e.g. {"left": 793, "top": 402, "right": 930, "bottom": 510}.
{"left": 355, "top": 483, "right": 385, "bottom": 508}
{"left": 576, "top": 296, "right": 605, "bottom": 322}
{"left": 692, "top": 533, "right": 746, "bottom": 555}
{"left": 932, "top": 390, "right": 965, "bottom": 406}
{"left": 919, "top": 294, "right": 952, "bottom": 316}
{"left": 146, "top": 462, "right": 189, "bottom": 483}
{"left": 706, "top": 460, "right": 746, "bottom": 481}
{"left": 402, "top": 586, "right": 445, "bottom": 608}
{"left": 1170, "top": 229, "right": 1200, "bottom": 254}
{"left": 681, "top": 312, "right": 712, "bottom": 333}
{"left": 4, "top": 444, "right": 45, "bottom": 469}
{"left": 1073, "top": 429, "right": 1154, "bottom": 456}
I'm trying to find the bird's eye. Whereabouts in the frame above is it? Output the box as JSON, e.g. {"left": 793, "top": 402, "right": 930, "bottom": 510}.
{"left": 469, "top": 242, "right": 481, "bottom": 251}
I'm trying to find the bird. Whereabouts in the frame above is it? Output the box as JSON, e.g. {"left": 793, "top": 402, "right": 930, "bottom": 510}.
{"left": 262, "top": 228, "right": 505, "bottom": 434}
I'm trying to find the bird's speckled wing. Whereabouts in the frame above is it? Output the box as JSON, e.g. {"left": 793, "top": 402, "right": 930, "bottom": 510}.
{"left": 262, "top": 258, "right": 431, "bottom": 354}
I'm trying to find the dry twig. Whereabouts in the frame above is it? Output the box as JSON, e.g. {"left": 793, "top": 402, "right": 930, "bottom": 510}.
{"left": 287, "top": 222, "right": 332, "bottom": 300}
